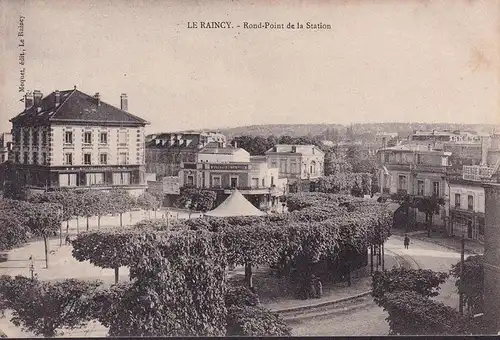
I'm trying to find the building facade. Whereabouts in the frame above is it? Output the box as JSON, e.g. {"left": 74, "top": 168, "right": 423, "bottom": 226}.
{"left": 265, "top": 144, "right": 324, "bottom": 182}
{"left": 7, "top": 88, "right": 149, "bottom": 196}
{"left": 145, "top": 131, "right": 227, "bottom": 178}
{"left": 448, "top": 179, "right": 485, "bottom": 240}
{"left": 378, "top": 144, "right": 451, "bottom": 227}
{"left": 483, "top": 183, "right": 500, "bottom": 333}
{"left": 179, "top": 145, "right": 286, "bottom": 211}
{"left": 0, "top": 132, "right": 12, "bottom": 163}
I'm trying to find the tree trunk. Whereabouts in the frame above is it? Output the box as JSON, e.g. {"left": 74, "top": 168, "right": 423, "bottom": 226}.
{"left": 347, "top": 262, "right": 352, "bottom": 286}
{"left": 66, "top": 220, "right": 70, "bottom": 235}
{"left": 98, "top": 215, "right": 101, "bottom": 229}
{"left": 370, "top": 245, "right": 374, "bottom": 275}
{"left": 381, "top": 243, "right": 385, "bottom": 270}
{"left": 154, "top": 209, "right": 157, "bottom": 219}
{"left": 114, "top": 267, "right": 119, "bottom": 284}
{"left": 427, "top": 213, "right": 432, "bottom": 237}
{"left": 59, "top": 223, "right": 63, "bottom": 247}
{"left": 244, "top": 262, "right": 253, "bottom": 289}
{"left": 86, "top": 216, "right": 90, "bottom": 231}
{"left": 120, "top": 213, "right": 123, "bottom": 227}
{"left": 130, "top": 211, "right": 133, "bottom": 225}
{"left": 43, "top": 235, "right": 49, "bottom": 269}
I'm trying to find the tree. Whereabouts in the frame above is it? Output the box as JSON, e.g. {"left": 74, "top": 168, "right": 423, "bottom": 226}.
{"left": 78, "top": 190, "right": 102, "bottom": 232}
{"left": 108, "top": 189, "right": 136, "bottom": 227}
{"left": 0, "top": 275, "right": 101, "bottom": 337}
{"left": 231, "top": 136, "right": 274, "bottom": 156}
{"left": 27, "top": 202, "right": 63, "bottom": 269}
{"left": 450, "top": 255, "right": 484, "bottom": 315}
{"left": 71, "top": 230, "right": 138, "bottom": 284}
{"left": 323, "top": 153, "right": 353, "bottom": 176}
{"left": 177, "top": 188, "right": 216, "bottom": 212}
{"left": 372, "top": 267, "right": 449, "bottom": 304}
{"left": 0, "top": 199, "right": 32, "bottom": 251}
{"left": 226, "top": 306, "right": 291, "bottom": 336}
{"left": 380, "top": 290, "right": 468, "bottom": 335}
{"left": 95, "top": 191, "right": 113, "bottom": 229}
{"left": 415, "top": 195, "right": 445, "bottom": 237}
{"left": 137, "top": 192, "right": 160, "bottom": 219}
{"left": 92, "top": 230, "right": 227, "bottom": 336}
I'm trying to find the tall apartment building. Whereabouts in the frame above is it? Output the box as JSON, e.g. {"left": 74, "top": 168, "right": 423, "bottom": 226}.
{"left": 7, "top": 87, "right": 149, "bottom": 196}
{"left": 145, "top": 131, "right": 227, "bottom": 178}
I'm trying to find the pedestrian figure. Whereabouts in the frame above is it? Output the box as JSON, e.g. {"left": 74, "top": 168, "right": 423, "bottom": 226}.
{"left": 309, "top": 280, "right": 316, "bottom": 299}
{"left": 404, "top": 234, "right": 410, "bottom": 249}
{"left": 65, "top": 235, "right": 71, "bottom": 246}
{"left": 316, "top": 279, "right": 323, "bottom": 298}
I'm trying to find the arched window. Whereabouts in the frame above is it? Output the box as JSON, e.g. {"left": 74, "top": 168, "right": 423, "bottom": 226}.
{"left": 310, "top": 160, "right": 316, "bottom": 174}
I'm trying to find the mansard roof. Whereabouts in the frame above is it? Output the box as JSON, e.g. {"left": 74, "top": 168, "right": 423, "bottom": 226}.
{"left": 10, "top": 89, "right": 149, "bottom": 127}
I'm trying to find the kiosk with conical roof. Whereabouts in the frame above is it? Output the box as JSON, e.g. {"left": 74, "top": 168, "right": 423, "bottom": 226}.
{"left": 204, "top": 189, "right": 266, "bottom": 217}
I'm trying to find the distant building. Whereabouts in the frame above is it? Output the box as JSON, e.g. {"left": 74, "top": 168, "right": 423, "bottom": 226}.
{"left": 145, "top": 131, "right": 227, "bottom": 178}
{"left": 7, "top": 88, "right": 149, "bottom": 196}
{"left": 179, "top": 144, "right": 286, "bottom": 211}
{"left": 410, "top": 130, "right": 489, "bottom": 150}
{"left": 375, "top": 132, "right": 398, "bottom": 148}
{"left": 265, "top": 144, "right": 324, "bottom": 182}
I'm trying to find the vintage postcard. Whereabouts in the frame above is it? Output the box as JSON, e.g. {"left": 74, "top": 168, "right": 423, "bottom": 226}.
{"left": 0, "top": 0, "right": 498, "bottom": 337}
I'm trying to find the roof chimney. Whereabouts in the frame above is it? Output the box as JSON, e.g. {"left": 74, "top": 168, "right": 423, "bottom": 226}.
{"left": 55, "top": 90, "right": 60, "bottom": 107}
{"left": 120, "top": 93, "right": 128, "bottom": 111}
{"left": 24, "top": 92, "right": 33, "bottom": 110}
{"left": 33, "top": 90, "right": 43, "bottom": 108}
{"left": 94, "top": 93, "right": 101, "bottom": 106}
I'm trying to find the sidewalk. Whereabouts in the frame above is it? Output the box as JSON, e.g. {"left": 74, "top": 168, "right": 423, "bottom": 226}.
{"left": 409, "top": 231, "right": 484, "bottom": 255}
{"left": 260, "top": 251, "right": 404, "bottom": 312}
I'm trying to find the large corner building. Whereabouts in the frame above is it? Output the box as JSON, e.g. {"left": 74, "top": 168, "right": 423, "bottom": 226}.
{"left": 7, "top": 87, "right": 150, "bottom": 196}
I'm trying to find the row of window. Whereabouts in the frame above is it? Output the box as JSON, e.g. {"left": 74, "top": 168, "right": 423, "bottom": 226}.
{"left": 66, "top": 131, "right": 111, "bottom": 145}
{"left": 15, "top": 130, "right": 142, "bottom": 147}
{"left": 59, "top": 172, "right": 131, "bottom": 187}
{"left": 454, "top": 193, "right": 474, "bottom": 211}
{"left": 15, "top": 152, "right": 49, "bottom": 165}
{"left": 397, "top": 176, "right": 441, "bottom": 197}
{"left": 186, "top": 175, "right": 275, "bottom": 188}
{"left": 18, "top": 130, "right": 49, "bottom": 146}
{"left": 13, "top": 152, "right": 130, "bottom": 165}
{"left": 64, "top": 152, "right": 128, "bottom": 165}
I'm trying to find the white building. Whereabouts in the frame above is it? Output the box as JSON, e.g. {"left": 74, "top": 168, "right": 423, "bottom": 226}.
{"left": 265, "top": 144, "right": 324, "bottom": 182}
{"left": 8, "top": 88, "right": 149, "bottom": 196}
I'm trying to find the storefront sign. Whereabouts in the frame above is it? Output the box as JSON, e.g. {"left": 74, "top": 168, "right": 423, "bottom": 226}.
{"left": 209, "top": 164, "right": 248, "bottom": 171}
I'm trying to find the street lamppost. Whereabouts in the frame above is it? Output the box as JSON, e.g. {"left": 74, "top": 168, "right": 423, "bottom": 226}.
{"left": 29, "top": 255, "right": 34, "bottom": 280}
{"left": 459, "top": 232, "right": 465, "bottom": 316}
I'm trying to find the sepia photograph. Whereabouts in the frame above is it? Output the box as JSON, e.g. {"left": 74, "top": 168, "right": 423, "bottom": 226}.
{"left": 0, "top": 0, "right": 498, "bottom": 337}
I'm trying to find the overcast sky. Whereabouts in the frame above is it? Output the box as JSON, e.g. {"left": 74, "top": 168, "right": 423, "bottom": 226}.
{"left": 0, "top": 0, "right": 498, "bottom": 134}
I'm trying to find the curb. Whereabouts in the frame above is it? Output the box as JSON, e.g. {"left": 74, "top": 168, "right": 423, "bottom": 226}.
{"left": 271, "top": 290, "right": 372, "bottom": 314}
{"left": 271, "top": 248, "right": 410, "bottom": 314}
{"left": 411, "top": 235, "right": 483, "bottom": 256}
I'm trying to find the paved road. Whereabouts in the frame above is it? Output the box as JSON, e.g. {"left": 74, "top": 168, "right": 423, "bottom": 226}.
{"left": 288, "top": 235, "right": 469, "bottom": 336}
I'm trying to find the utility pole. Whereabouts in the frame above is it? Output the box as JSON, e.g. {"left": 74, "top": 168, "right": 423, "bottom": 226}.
{"left": 459, "top": 233, "right": 465, "bottom": 316}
